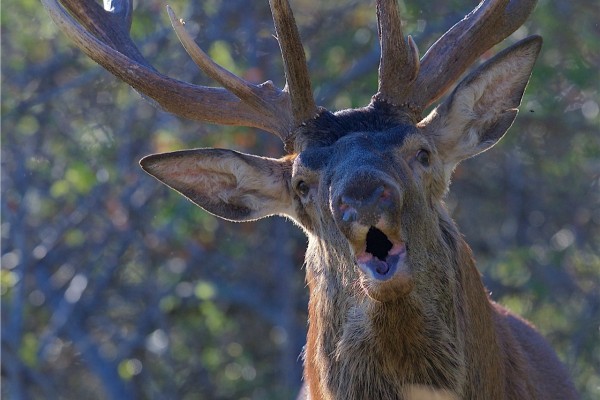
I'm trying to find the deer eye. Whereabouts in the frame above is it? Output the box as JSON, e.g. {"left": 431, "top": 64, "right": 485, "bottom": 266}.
{"left": 416, "top": 149, "right": 430, "bottom": 167}
{"left": 296, "top": 180, "right": 310, "bottom": 197}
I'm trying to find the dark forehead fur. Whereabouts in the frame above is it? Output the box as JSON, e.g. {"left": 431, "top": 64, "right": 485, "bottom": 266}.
{"left": 293, "top": 100, "right": 419, "bottom": 170}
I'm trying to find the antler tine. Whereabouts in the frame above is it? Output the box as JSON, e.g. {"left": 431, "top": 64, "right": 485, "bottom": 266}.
{"left": 42, "top": 0, "right": 295, "bottom": 141}
{"left": 410, "top": 0, "right": 538, "bottom": 113}
{"left": 269, "top": 0, "right": 318, "bottom": 126}
{"left": 375, "top": 0, "right": 420, "bottom": 108}
{"left": 166, "top": 6, "right": 291, "bottom": 125}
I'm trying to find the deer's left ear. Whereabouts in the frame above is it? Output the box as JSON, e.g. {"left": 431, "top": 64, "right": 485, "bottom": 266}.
{"left": 419, "top": 36, "right": 542, "bottom": 179}
{"left": 140, "top": 148, "right": 294, "bottom": 222}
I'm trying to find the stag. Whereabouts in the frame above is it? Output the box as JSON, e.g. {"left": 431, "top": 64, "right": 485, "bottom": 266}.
{"left": 44, "top": 0, "right": 578, "bottom": 398}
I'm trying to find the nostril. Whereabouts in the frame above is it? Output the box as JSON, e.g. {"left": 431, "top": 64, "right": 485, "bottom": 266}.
{"left": 337, "top": 184, "right": 394, "bottom": 227}
{"left": 379, "top": 186, "right": 392, "bottom": 202}
{"left": 339, "top": 203, "right": 358, "bottom": 222}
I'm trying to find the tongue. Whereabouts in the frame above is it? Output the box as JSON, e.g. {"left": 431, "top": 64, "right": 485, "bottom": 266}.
{"left": 372, "top": 257, "right": 390, "bottom": 275}
{"left": 356, "top": 243, "right": 406, "bottom": 280}
{"left": 358, "top": 253, "right": 401, "bottom": 280}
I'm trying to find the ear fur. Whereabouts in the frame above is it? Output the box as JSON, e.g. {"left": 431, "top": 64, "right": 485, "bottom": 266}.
{"left": 140, "top": 148, "right": 294, "bottom": 222}
{"left": 419, "top": 36, "right": 542, "bottom": 180}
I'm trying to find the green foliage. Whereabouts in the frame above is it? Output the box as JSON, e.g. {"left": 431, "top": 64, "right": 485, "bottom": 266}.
{"left": 2, "top": 0, "right": 598, "bottom": 399}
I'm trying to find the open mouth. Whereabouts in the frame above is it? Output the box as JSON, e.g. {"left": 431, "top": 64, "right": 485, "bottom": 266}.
{"left": 356, "top": 226, "right": 406, "bottom": 280}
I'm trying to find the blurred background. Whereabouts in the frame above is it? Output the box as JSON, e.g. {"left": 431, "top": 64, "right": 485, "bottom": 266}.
{"left": 1, "top": 0, "right": 598, "bottom": 398}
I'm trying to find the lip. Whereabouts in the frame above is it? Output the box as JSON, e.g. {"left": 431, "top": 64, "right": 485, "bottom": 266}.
{"left": 356, "top": 242, "right": 406, "bottom": 281}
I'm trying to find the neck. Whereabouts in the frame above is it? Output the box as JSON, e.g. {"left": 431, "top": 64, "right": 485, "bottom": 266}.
{"left": 303, "top": 216, "right": 503, "bottom": 400}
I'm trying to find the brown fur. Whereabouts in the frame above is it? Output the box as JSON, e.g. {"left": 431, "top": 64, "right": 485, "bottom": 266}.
{"left": 301, "top": 208, "right": 577, "bottom": 399}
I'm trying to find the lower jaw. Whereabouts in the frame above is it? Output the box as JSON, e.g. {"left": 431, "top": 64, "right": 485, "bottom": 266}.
{"left": 360, "top": 270, "right": 414, "bottom": 302}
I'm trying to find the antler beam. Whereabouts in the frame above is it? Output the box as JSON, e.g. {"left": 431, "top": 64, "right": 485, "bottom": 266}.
{"left": 42, "top": 0, "right": 300, "bottom": 141}
{"left": 269, "top": 0, "right": 318, "bottom": 125}
{"left": 45, "top": 0, "right": 537, "bottom": 142}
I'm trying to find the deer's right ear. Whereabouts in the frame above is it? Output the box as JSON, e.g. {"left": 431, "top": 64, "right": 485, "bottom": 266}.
{"left": 140, "top": 149, "right": 295, "bottom": 222}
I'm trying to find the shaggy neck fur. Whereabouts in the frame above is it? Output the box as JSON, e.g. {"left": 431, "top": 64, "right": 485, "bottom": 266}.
{"left": 302, "top": 206, "right": 508, "bottom": 400}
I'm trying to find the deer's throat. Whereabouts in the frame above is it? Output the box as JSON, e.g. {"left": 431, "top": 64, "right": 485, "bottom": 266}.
{"left": 304, "top": 231, "right": 466, "bottom": 398}
{"left": 305, "top": 277, "right": 463, "bottom": 399}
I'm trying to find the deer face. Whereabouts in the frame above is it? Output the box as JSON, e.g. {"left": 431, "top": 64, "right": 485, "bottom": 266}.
{"left": 289, "top": 115, "right": 443, "bottom": 302}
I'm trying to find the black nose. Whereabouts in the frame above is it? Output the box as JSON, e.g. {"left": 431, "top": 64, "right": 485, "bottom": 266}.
{"left": 337, "top": 182, "right": 392, "bottom": 226}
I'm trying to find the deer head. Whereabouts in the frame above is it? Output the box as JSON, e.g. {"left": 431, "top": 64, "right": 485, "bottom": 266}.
{"left": 45, "top": 0, "right": 579, "bottom": 398}
{"left": 135, "top": 0, "right": 542, "bottom": 306}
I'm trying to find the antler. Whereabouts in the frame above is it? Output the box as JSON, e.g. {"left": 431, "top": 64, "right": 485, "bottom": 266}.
{"left": 375, "top": 0, "right": 420, "bottom": 108}
{"left": 45, "top": 0, "right": 537, "bottom": 142}
{"left": 42, "top": 0, "right": 317, "bottom": 146}
{"left": 375, "top": 0, "right": 537, "bottom": 117}
{"left": 269, "top": 0, "right": 319, "bottom": 124}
